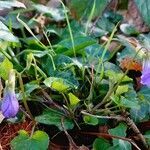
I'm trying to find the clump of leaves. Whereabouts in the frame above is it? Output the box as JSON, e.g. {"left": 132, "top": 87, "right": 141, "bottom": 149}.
{"left": 0, "top": 0, "right": 150, "bottom": 150}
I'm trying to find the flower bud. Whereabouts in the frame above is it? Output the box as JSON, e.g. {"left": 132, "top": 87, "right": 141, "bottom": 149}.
{"left": 141, "top": 56, "right": 150, "bottom": 87}
{"left": 1, "top": 69, "right": 19, "bottom": 118}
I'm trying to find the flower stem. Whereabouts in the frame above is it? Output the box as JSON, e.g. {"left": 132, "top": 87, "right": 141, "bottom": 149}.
{"left": 18, "top": 73, "right": 34, "bottom": 120}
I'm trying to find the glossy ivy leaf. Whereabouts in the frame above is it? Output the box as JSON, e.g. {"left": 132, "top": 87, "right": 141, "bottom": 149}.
{"left": 130, "top": 103, "right": 149, "bottom": 122}
{"left": 0, "top": 21, "right": 19, "bottom": 43}
{"left": 61, "top": 20, "right": 85, "bottom": 39}
{"left": 69, "top": 0, "right": 109, "bottom": 19}
{"left": 24, "top": 81, "right": 40, "bottom": 96}
{"left": 0, "top": 30, "right": 19, "bottom": 43}
{"left": 44, "top": 77, "right": 77, "bottom": 92}
{"left": 112, "top": 95, "right": 140, "bottom": 109}
{"left": 56, "top": 36, "right": 96, "bottom": 56}
{"left": 134, "top": 0, "right": 150, "bottom": 27}
{"left": 97, "top": 17, "right": 115, "bottom": 33}
{"left": 33, "top": 4, "right": 65, "bottom": 21}
{"left": 93, "top": 138, "right": 111, "bottom": 150}
{"left": 85, "top": 43, "right": 110, "bottom": 65}
{"left": 83, "top": 115, "right": 99, "bottom": 126}
{"left": 105, "top": 70, "right": 132, "bottom": 83}
{"left": 130, "top": 86, "right": 150, "bottom": 122}
{"left": 120, "top": 24, "right": 139, "bottom": 35}
{"left": 108, "top": 123, "right": 132, "bottom": 150}
{"left": 138, "top": 34, "right": 150, "bottom": 50}
{"left": 104, "top": 10, "right": 123, "bottom": 24}
{"left": 35, "top": 109, "right": 74, "bottom": 130}
{"left": 41, "top": 54, "right": 73, "bottom": 76}
{"left": 117, "top": 47, "right": 141, "bottom": 65}
{"left": 138, "top": 86, "right": 150, "bottom": 100}
{"left": 0, "top": 0, "right": 25, "bottom": 10}
{"left": 0, "top": 58, "right": 13, "bottom": 80}
{"left": 11, "top": 130, "right": 49, "bottom": 150}
{"left": 68, "top": 93, "right": 80, "bottom": 107}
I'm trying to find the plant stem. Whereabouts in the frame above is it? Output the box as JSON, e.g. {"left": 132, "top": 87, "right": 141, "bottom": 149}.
{"left": 93, "top": 47, "right": 143, "bottom": 111}
{"left": 18, "top": 73, "right": 34, "bottom": 120}
{"left": 59, "top": 0, "right": 76, "bottom": 57}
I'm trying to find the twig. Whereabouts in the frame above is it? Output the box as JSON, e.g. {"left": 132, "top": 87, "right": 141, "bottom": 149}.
{"left": 80, "top": 131, "right": 141, "bottom": 150}
{"left": 81, "top": 110, "right": 124, "bottom": 121}
{"left": 61, "top": 117, "right": 80, "bottom": 149}
{"left": 61, "top": 117, "right": 89, "bottom": 150}
{"left": 20, "top": 107, "right": 32, "bottom": 120}
{"left": 81, "top": 111, "right": 148, "bottom": 148}
{"left": 125, "top": 117, "right": 148, "bottom": 148}
{"left": 41, "top": 90, "right": 68, "bottom": 114}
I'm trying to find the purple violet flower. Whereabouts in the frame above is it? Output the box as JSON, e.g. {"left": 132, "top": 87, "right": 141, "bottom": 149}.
{"left": 141, "top": 57, "right": 150, "bottom": 87}
{"left": 1, "top": 70, "right": 19, "bottom": 118}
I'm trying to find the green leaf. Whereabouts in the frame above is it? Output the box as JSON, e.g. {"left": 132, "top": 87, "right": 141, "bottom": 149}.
{"left": 108, "top": 123, "right": 132, "bottom": 150}
{"left": 0, "top": 21, "right": 19, "bottom": 43}
{"left": 0, "top": 30, "right": 19, "bottom": 43}
{"left": 97, "top": 17, "right": 115, "bottom": 33}
{"left": 56, "top": 36, "right": 96, "bottom": 56}
{"left": 83, "top": 115, "right": 99, "bottom": 125}
{"left": 68, "top": 93, "right": 80, "bottom": 107}
{"left": 24, "top": 81, "right": 40, "bottom": 96}
{"left": 105, "top": 70, "right": 132, "bottom": 83}
{"left": 11, "top": 130, "right": 49, "bottom": 150}
{"left": 69, "top": 0, "right": 109, "bottom": 19}
{"left": 120, "top": 24, "right": 139, "bottom": 35}
{"left": 108, "top": 141, "right": 131, "bottom": 150}
{"left": 61, "top": 20, "right": 85, "bottom": 39}
{"left": 134, "top": 0, "right": 150, "bottom": 27}
{"left": 116, "top": 85, "right": 129, "bottom": 96}
{"left": 44, "top": 77, "right": 77, "bottom": 92}
{"left": 0, "top": 58, "right": 13, "bottom": 80}
{"left": 35, "top": 109, "right": 74, "bottom": 130}
{"left": 138, "top": 34, "right": 150, "bottom": 50}
{"left": 112, "top": 96, "right": 140, "bottom": 109}
{"left": 130, "top": 103, "right": 149, "bottom": 122}
{"left": 130, "top": 86, "right": 150, "bottom": 122}
{"left": 93, "top": 138, "right": 111, "bottom": 150}
{"left": 0, "top": 1, "right": 26, "bottom": 10}
{"left": 85, "top": 44, "right": 110, "bottom": 64}
{"left": 33, "top": 4, "right": 65, "bottom": 21}
{"left": 138, "top": 86, "right": 150, "bottom": 100}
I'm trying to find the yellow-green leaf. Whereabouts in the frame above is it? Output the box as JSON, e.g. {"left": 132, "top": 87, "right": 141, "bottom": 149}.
{"left": 68, "top": 92, "right": 80, "bottom": 107}
{"left": 0, "top": 58, "right": 13, "bottom": 80}
{"left": 44, "top": 77, "right": 70, "bottom": 92}
{"left": 116, "top": 85, "right": 128, "bottom": 96}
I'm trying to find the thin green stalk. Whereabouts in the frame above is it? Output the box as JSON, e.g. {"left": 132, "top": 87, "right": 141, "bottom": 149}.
{"left": 85, "top": 0, "right": 96, "bottom": 34}
{"left": 32, "top": 56, "right": 38, "bottom": 80}
{"left": 47, "top": 53, "right": 56, "bottom": 71}
{"left": 17, "top": 14, "right": 46, "bottom": 49}
{"left": 59, "top": 0, "right": 76, "bottom": 57}
{"left": 18, "top": 73, "right": 34, "bottom": 120}
{"left": 96, "top": 23, "right": 119, "bottom": 77}
{"left": 43, "top": 29, "right": 55, "bottom": 54}
{"left": 8, "top": 47, "right": 19, "bottom": 64}
{"left": 42, "top": 30, "right": 56, "bottom": 70}
{"left": 0, "top": 48, "right": 11, "bottom": 60}
{"left": 93, "top": 47, "right": 143, "bottom": 111}
{"left": 31, "top": 64, "right": 47, "bottom": 79}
